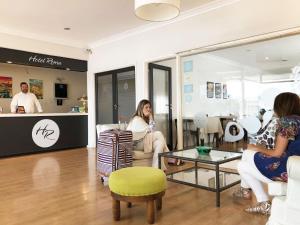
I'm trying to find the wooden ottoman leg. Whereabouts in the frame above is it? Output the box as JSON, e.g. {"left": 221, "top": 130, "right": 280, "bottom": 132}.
{"left": 147, "top": 200, "right": 155, "bottom": 224}
{"left": 156, "top": 197, "right": 162, "bottom": 210}
{"left": 112, "top": 198, "right": 120, "bottom": 221}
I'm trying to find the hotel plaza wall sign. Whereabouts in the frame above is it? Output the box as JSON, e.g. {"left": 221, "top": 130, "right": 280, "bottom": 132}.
{"left": 32, "top": 119, "right": 60, "bottom": 148}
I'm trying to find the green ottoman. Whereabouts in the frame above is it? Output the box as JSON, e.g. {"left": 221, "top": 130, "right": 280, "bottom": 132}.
{"left": 108, "top": 167, "right": 167, "bottom": 224}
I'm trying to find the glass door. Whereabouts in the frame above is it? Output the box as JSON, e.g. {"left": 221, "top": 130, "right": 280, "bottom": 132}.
{"left": 95, "top": 66, "right": 135, "bottom": 124}
{"left": 117, "top": 70, "right": 136, "bottom": 123}
{"left": 149, "top": 63, "right": 173, "bottom": 149}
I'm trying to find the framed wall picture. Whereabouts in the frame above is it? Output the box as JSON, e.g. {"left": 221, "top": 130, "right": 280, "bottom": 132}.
{"left": 215, "top": 83, "right": 222, "bottom": 98}
{"left": 223, "top": 84, "right": 228, "bottom": 99}
{"left": 0, "top": 76, "right": 13, "bottom": 98}
{"left": 207, "top": 81, "right": 214, "bottom": 98}
{"left": 29, "top": 79, "right": 43, "bottom": 99}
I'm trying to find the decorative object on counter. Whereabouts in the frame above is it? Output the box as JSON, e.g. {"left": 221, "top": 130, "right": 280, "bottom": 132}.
{"left": 78, "top": 95, "right": 88, "bottom": 113}
{"left": 29, "top": 79, "right": 43, "bottom": 99}
{"left": 207, "top": 81, "right": 214, "bottom": 98}
{"left": 0, "top": 76, "right": 13, "bottom": 98}
{"left": 71, "top": 106, "right": 80, "bottom": 113}
{"left": 16, "top": 106, "right": 25, "bottom": 113}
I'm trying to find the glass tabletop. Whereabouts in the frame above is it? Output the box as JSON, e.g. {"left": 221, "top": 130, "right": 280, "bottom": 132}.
{"left": 168, "top": 168, "right": 240, "bottom": 189}
{"left": 162, "top": 148, "right": 242, "bottom": 163}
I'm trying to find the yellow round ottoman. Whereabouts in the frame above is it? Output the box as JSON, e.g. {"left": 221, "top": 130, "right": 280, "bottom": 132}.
{"left": 108, "top": 167, "right": 167, "bottom": 224}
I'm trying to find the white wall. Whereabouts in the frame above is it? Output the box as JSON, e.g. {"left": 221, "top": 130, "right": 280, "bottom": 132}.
{"left": 88, "top": 0, "right": 300, "bottom": 147}
{"left": 0, "top": 63, "right": 87, "bottom": 113}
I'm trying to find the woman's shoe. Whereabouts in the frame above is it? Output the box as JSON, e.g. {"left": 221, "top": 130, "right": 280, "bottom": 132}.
{"left": 245, "top": 201, "right": 271, "bottom": 215}
{"left": 232, "top": 187, "right": 252, "bottom": 200}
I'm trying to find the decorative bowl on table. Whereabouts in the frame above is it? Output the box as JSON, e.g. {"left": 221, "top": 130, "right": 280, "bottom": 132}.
{"left": 196, "top": 146, "right": 212, "bottom": 155}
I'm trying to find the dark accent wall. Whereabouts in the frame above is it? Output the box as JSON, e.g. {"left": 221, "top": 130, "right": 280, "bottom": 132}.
{"left": 0, "top": 47, "right": 87, "bottom": 72}
{"left": 0, "top": 115, "right": 88, "bottom": 157}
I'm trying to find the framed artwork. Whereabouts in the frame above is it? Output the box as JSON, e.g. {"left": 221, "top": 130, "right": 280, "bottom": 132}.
{"left": 183, "top": 60, "right": 193, "bottom": 72}
{"left": 0, "top": 76, "right": 13, "bottom": 98}
{"left": 223, "top": 84, "right": 228, "bottom": 99}
{"left": 215, "top": 83, "right": 222, "bottom": 98}
{"left": 207, "top": 81, "right": 214, "bottom": 98}
{"left": 184, "top": 84, "right": 193, "bottom": 94}
{"left": 29, "top": 79, "right": 43, "bottom": 99}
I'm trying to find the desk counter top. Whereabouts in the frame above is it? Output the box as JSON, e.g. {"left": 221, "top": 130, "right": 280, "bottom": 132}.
{"left": 0, "top": 113, "right": 88, "bottom": 117}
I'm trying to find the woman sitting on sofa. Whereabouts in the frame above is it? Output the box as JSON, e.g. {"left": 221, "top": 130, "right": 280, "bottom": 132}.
{"left": 126, "top": 99, "right": 169, "bottom": 170}
{"left": 233, "top": 92, "right": 300, "bottom": 215}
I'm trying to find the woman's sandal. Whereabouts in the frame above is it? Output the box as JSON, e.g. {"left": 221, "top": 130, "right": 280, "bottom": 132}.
{"left": 245, "top": 201, "right": 271, "bottom": 215}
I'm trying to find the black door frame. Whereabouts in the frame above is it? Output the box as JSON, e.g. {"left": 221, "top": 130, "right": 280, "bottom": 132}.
{"left": 149, "top": 63, "right": 173, "bottom": 149}
{"left": 95, "top": 66, "right": 135, "bottom": 124}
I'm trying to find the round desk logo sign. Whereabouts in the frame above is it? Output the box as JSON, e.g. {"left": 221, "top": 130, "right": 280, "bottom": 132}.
{"left": 32, "top": 119, "right": 60, "bottom": 148}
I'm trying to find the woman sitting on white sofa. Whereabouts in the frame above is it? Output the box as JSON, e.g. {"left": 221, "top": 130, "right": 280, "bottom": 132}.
{"left": 126, "top": 99, "right": 169, "bottom": 170}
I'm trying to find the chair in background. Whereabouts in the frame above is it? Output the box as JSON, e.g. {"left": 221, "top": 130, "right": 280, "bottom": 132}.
{"left": 266, "top": 156, "right": 300, "bottom": 225}
{"left": 206, "top": 117, "right": 223, "bottom": 147}
{"left": 174, "top": 119, "right": 199, "bottom": 149}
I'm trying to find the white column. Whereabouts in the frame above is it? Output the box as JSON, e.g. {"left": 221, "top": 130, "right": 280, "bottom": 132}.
{"left": 176, "top": 55, "right": 183, "bottom": 150}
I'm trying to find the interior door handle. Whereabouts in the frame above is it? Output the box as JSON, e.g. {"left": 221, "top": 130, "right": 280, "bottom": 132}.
{"left": 113, "top": 104, "right": 119, "bottom": 110}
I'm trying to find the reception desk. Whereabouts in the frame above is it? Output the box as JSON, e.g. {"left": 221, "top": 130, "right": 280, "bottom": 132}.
{"left": 0, "top": 113, "right": 88, "bottom": 158}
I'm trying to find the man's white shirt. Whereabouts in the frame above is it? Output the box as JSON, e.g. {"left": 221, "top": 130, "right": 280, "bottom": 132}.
{"left": 10, "top": 92, "right": 43, "bottom": 113}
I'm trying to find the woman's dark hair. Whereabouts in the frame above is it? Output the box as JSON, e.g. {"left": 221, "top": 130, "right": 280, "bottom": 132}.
{"left": 132, "top": 99, "right": 152, "bottom": 124}
{"left": 273, "top": 92, "right": 300, "bottom": 117}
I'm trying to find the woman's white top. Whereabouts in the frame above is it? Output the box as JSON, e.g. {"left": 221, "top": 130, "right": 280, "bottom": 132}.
{"left": 127, "top": 116, "right": 152, "bottom": 153}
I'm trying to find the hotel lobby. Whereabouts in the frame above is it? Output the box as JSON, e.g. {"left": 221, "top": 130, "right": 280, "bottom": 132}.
{"left": 0, "top": 1, "right": 300, "bottom": 225}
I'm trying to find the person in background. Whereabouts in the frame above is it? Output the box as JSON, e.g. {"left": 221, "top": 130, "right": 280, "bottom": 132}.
{"left": 126, "top": 99, "right": 169, "bottom": 170}
{"left": 233, "top": 92, "right": 300, "bottom": 215}
{"left": 10, "top": 82, "right": 43, "bottom": 113}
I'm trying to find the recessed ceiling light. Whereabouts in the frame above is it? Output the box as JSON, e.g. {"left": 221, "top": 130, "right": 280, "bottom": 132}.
{"left": 265, "top": 56, "right": 269, "bottom": 60}
{"left": 281, "top": 59, "right": 288, "bottom": 62}
{"left": 64, "top": 27, "right": 71, "bottom": 31}
{"left": 6, "top": 61, "right": 13, "bottom": 64}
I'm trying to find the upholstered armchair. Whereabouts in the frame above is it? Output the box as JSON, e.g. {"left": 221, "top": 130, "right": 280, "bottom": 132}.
{"left": 266, "top": 156, "right": 300, "bottom": 225}
{"left": 96, "top": 124, "right": 153, "bottom": 166}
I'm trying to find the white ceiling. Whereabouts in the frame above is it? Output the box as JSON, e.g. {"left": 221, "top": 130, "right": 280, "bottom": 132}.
{"left": 212, "top": 34, "right": 300, "bottom": 75}
{"left": 0, "top": 0, "right": 214, "bottom": 48}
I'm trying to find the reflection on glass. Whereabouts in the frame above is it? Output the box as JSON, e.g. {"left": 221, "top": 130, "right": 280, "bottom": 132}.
{"left": 32, "top": 157, "right": 60, "bottom": 190}
{"left": 168, "top": 168, "right": 240, "bottom": 188}
{"left": 153, "top": 68, "right": 170, "bottom": 144}
{"left": 97, "top": 75, "right": 113, "bottom": 124}
{"left": 170, "top": 149, "right": 242, "bottom": 162}
{"left": 117, "top": 70, "right": 135, "bottom": 123}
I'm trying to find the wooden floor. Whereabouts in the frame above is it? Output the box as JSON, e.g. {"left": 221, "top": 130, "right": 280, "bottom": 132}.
{"left": 0, "top": 147, "right": 268, "bottom": 225}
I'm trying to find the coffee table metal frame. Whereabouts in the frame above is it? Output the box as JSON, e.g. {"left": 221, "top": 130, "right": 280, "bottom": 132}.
{"left": 158, "top": 149, "right": 242, "bottom": 207}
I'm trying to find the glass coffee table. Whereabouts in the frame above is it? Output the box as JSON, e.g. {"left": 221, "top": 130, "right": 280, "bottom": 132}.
{"left": 158, "top": 148, "right": 242, "bottom": 207}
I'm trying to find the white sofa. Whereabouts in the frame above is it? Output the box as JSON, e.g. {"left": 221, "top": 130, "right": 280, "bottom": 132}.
{"left": 266, "top": 156, "right": 300, "bottom": 225}
{"left": 96, "top": 124, "right": 153, "bottom": 162}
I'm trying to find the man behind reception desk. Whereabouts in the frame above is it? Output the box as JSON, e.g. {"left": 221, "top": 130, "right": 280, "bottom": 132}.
{"left": 10, "top": 82, "right": 43, "bottom": 113}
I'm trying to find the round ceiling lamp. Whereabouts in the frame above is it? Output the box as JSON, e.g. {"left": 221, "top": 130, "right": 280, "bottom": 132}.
{"left": 135, "top": 0, "right": 180, "bottom": 22}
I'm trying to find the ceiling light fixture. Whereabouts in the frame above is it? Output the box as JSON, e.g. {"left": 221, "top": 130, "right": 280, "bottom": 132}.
{"left": 6, "top": 61, "right": 13, "bottom": 64}
{"left": 265, "top": 56, "right": 269, "bottom": 60}
{"left": 64, "top": 27, "right": 71, "bottom": 30}
{"left": 135, "top": 0, "right": 180, "bottom": 22}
